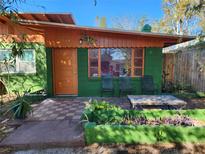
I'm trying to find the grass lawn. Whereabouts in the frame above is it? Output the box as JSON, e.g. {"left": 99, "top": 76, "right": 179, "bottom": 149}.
{"left": 127, "top": 109, "right": 205, "bottom": 121}
{"left": 85, "top": 123, "right": 205, "bottom": 144}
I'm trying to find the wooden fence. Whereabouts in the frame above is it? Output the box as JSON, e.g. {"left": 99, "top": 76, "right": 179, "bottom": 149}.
{"left": 163, "top": 47, "right": 205, "bottom": 92}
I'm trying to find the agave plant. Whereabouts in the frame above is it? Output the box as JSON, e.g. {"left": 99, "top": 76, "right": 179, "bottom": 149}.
{"left": 8, "top": 91, "right": 32, "bottom": 119}
{"left": 11, "top": 97, "right": 31, "bottom": 119}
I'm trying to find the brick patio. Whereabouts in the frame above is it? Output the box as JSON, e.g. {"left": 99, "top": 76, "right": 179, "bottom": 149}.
{"left": 0, "top": 97, "right": 130, "bottom": 149}
{"left": 28, "top": 97, "right": 130, "bottom": 122}
{"left": 28, "top": 98, "right": 85, "bottom": 121}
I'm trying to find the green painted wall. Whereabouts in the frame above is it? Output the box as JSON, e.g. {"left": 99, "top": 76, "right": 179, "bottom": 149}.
{"left": 77, "top": 48, "right": 163, "bottom": 96}
{"left": 0, "top": 43, "right": 47, "bottom": 94}
{"left": 46, "top": 48, "right": 53, "bottom": 96}
{"left": 144, "top": 48, "right": 163, "bottom": 93}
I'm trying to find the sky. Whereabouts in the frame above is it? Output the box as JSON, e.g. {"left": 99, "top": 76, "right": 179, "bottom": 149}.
{"left": 17, "top": 0, "right": 164, "bottom": 27}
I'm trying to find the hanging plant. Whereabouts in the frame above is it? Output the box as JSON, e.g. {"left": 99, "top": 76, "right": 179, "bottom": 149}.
{"left": 79, "top": 32, "right": 96, "bottom": 46}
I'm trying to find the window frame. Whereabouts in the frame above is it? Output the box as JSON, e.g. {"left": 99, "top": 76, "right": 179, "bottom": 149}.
{"left": 88, "top": 48, "right": 144, "bottom": 78}
{"left": 131, "top": 48, "right": 145, "bottom": 77}
{"left": 0, "top": 49, "right": 16, "bottom": 74}
{"left": 88, "top": 48, "right": 101, "bottom": 77}
{"left": 19, "top": 49, "right": 36, "bottom": 63}
{"left": 0, "top": 49, "right": 36, "bottom": 74}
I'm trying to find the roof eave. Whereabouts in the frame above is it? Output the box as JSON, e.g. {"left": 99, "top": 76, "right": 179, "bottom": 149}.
{"left": 18, "top": 19, "right": 196, "bottom": 40}
{"left": 163, "top": 38, "right": 205, "bottom": 53}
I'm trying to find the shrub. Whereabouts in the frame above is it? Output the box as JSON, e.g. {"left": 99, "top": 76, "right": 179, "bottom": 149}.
{"left": 81, "top": 100, "right": 124, "bottom": 124}
{"left": 82, "top": 100, "right": 205, "bottom": 125}
{"left": 196, "top": 91, "right": 205, "bottom": 98}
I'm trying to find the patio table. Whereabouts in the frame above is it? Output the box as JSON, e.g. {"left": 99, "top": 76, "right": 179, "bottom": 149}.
{"left": 127, "top": 95, "right": 187, "bottom": 109}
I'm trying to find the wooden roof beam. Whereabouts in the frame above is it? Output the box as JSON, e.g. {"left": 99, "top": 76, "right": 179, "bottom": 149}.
{"left": 23, "top": 14, "right": 35, "bottom": 21}
{"left": 40, "top": 14, "right": 49, "bottom": 22}
{"left": 17, "top": 14, "right": 27, "bottom": 20}
{"left": 56, "top": 15, "right": 64, "bottom": 23}
{"left": 30, "top": 14, "right": 41, "bottom": 21}
{"left": 45, "top": 14, "right": 55, "bottom": 22}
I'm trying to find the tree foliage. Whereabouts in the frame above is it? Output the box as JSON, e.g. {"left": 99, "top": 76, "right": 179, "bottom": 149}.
{"left": 112, "top": 16, "right": 149, "bottom": 31}
{"left": 96, "top": 16, "right": 107, "bottom": 28}
{"left": 0, "top": 0, "right": 25, "bottom": 14}
{"left": 111, "top": 0, "right": 204, "bottom": 35}
{"left": 161, "top": 0, "right": 201, "bottom": 35}
{"left": 185, "top": 0, "right": 205, "bottom": 15}
{"left": 186, "top": 0, "right": 205, "bottom": 33}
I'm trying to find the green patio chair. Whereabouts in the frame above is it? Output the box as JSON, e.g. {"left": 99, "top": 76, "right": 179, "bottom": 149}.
{"left": 141, "top": 75, "right": 158, "bottom": 95}
{"left": 119, "top": 77, "right": 134, "bottom": 97}
{"left": 101, "top": 75, "right": 114, "bottom": 96}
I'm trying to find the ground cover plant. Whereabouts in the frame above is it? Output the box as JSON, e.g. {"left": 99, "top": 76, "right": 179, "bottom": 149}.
{"left": 82, "top": 100, "right": 205, "bottom": 125}
{"left": 82, "top": 100, "right": 205, "bottom": 144}
{"left": 162, "top": 81, "right": 205, "bottom": 100}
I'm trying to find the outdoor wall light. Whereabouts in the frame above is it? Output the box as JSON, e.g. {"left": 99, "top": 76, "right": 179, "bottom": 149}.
{"left": 79, "top": 38, "right": 83, "bottom": 45}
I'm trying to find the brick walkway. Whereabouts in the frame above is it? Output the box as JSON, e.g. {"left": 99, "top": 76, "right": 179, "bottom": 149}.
{"left": 28, "top": 97, "right": 130, "bottom": 122}
{"left": 28, "top": 98, "right": 85, "bottom": 121}
{"left": 0, "top": 97, "right": 130, "bottom": 149}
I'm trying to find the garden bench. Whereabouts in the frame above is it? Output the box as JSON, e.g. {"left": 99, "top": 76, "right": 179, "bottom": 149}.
{"left": 127, "top": 95, "right": 187, "bottom": 110}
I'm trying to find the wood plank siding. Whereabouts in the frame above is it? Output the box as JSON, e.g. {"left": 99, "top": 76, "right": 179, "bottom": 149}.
{"left": 44, "top": 28, "right": 180, "bottom": 48}
{"left": 0, "top": 14, "right": 193, "bottom": 48}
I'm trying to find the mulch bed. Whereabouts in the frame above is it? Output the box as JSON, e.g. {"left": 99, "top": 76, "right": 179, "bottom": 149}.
{"left": 11, "top": 143, "right": 205, "bottom": 154}
{"left": 84, "top": 143, "right": 205, "bottom": 154}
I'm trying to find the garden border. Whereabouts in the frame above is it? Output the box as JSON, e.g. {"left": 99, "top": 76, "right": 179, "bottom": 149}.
{"left": 84, "top": 122, "right": 205, "bottom": 144}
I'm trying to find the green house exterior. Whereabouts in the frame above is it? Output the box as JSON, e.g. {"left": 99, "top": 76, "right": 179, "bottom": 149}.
{"left": 0, "top": 43, "right": 47, "bottom": 94}
{"left": 77, "top": 48, "right": 162, "bottom": 96}
{"left": 0, "top": 44, "right": 162, "bottom": 97}
{"left": 0, "top": 13, "right": 195, "bottom": 98}
{"left": 0, "top": 32, "right": 182, "bottom": 99}
{"left": 45, "top": 47, "right": 163, "bottom": 97}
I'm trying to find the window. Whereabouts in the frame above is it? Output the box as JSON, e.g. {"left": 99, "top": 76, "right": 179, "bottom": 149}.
{"left": 18, "top": 49, "right": 36, "bottom": 73}
{"left": 133, "top": 48, "right": 144, "bottom": 77}
{"left": 0, "top": 50, "right": 15, "bottom": 73}
{"left": 101, "top": 48, "right": 131, "bottom": 77}
{"left": 0, "top": 49, "right": 36, "bottom": 74}
{"left": 88, "top": 48, "right": 144, "bottom": 77}
{"left": 88, "top": 49, "right": 100, "bottom": 77}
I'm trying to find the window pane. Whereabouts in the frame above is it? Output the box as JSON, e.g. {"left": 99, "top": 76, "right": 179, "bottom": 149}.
{"left": 90, "top": 59, "right": 98, "bottom": 67}
{"left": 90, "top": 67, "right": 98, "bottom": 77}
{"left": 19, "top": 62, "right": 36, "bottom": 73}
{"left": 0, "top": 50, "right": 16, "bottom": 73}
{"left": 89, "top": 49, "right": 98, "bottom": 58}
{"left": 134, "top": 68, "right": 142, "bottom": 76}
{"left": 89, "top": 49, "right": 99, "bottom": 77}
{"left": 134, "top": 59, "right": 143, "bottom": 67}
{"left": 0, "top": 50, "right": 12, "bottom": 61}
{"left": 134, "top": 48, "right": 143, "bottom": 58}
{"left": 18, "top": 50, "right": 36, "bottom": 73}
{"left": 101, "top": 48, "right": 131, "bottom": 77}
{"left": 20, "top": 50, "right": 34, "bottom": 61}
{"left": 0, "top": 62, "right": 16, "bottom": 73}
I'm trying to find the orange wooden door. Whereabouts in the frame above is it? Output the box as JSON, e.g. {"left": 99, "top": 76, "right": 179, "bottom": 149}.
{"left": 53, "top": 48, "right": 78, "bottom": 95}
